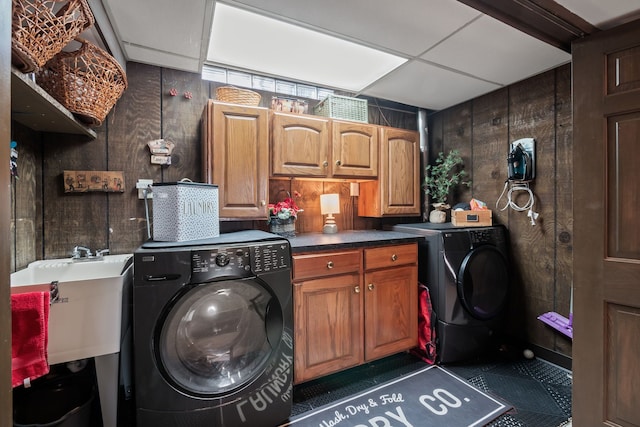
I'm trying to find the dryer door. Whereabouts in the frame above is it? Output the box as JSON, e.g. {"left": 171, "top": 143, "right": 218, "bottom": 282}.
{"left": 456, "top": 245, "right": 509, "bottom": 320}
{"left": 155, "top": 278, "right": 282, "bottom": 396}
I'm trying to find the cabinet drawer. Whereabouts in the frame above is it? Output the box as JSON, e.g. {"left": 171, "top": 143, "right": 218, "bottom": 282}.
{"left": 364, "top": 243, "right": 417, "bottom": 270}
{"left": 293, "top": 250, "right": 361, "bottom": 280}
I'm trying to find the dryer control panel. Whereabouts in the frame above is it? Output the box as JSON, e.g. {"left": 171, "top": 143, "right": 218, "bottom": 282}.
{"left": 190, "top": 241, "right": 291, "bottom": 282}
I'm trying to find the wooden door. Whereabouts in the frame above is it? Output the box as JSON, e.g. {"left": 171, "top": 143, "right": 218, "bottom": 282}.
{"left": 271, "top": 112, "right": 330, "bottom": 177}
{"left": 363, "top": 265, "right": 418, "bottom": 361}
{"left": 203, "top": 101, "right": 268, "bottom": 219}
{"left": 572, "top": 19, "right": 640, "bottom": 426}
{"left": 1, "top": 0, "right": 12, "bottom": 421}
{"left": 358, "top": 127, "right": 420, "bottom": 216}
{"left": 331, "top": 120, "right": 378, "bottom": 178}
{"left": 293, "top": 273, "right": 363, "bottom": 384}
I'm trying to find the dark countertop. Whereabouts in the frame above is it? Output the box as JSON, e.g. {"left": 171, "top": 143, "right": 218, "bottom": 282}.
{"left": 287, "top": 230, "right": 422, "bottom": 253}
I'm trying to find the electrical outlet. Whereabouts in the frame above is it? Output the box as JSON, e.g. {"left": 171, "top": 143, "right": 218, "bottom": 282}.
{"left": 136, "top": 179, "right": 154, "bottom": 199}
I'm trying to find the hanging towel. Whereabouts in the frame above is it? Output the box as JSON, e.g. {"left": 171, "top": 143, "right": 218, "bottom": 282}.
{"left": 11, "top": 291, "right": 50, "bottom": 388}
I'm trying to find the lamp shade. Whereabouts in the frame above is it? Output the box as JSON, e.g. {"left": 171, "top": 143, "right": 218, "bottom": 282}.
{"left": 320, "top": 194, "right": 340, "bottom": 215}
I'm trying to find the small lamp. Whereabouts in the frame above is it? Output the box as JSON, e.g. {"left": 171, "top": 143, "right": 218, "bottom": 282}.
{"left": 320, "top": 193, "right": 340, "bottom": 234}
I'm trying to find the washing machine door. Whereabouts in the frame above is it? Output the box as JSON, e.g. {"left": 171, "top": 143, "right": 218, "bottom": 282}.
{"left": 456, "top": 245, "right": 509, "bottom": 320}
{"left": 156, "top": 278, "right": 282, "bottom": 397}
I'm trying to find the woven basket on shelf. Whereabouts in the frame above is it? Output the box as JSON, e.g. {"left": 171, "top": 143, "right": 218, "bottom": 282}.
{"left": 216, "top": 86, "right": 261, "bottom": 106}
{"left": 36, "top": 38, "right": 128, "bottom": 127}
{"left": 11, "top": 0, "right": 95, "bottom": 73}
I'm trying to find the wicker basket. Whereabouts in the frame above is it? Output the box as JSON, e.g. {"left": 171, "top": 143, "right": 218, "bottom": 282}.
{"left": 36, "top": 38, "right": 128, "bottom": 127}
{"left": 313, "top": 94, "right": 368, "bottom": 123}
{"left": 12, "top": 0, "right": 95, "bottom": 73}
{"left": 216, "top": 86, "right": 261, "bottom": 106}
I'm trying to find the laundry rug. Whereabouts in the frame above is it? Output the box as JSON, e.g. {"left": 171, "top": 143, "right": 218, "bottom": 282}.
{"left": 280, "top": 365, "right": 511, "bottom": 427}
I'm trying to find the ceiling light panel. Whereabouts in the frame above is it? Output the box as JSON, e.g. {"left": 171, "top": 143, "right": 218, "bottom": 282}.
{"left": 207, "top": 3, "right": 407, "bottom": 92}
{"left": 229, "top": 0, "right": 483, "bottom": 57}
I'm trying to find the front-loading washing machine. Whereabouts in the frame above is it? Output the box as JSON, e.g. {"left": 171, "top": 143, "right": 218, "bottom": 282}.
{"left": 392, "top": 223, "right": 510, "bottom": 364}
{"left": 132, "top": 230, "right": 293, "bottom": 427}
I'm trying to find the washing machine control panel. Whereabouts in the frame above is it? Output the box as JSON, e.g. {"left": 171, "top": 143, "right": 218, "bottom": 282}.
{"left": 190, "top": 242, "right": 291, "bottom": 282}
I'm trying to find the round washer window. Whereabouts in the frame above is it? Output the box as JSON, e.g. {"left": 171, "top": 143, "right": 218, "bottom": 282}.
{"left": 457, "top": 246, "right": 509, "bottom": 320}
{"left": 157, "top": 279, "right": 281, "bottom": 395}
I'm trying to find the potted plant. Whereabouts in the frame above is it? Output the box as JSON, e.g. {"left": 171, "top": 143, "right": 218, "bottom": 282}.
{"left": 423, "top": 150, "right": 470, "bottom": 223}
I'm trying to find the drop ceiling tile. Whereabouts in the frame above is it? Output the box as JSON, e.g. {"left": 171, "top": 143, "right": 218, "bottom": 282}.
{"left": 103, "top": 0, "right": 208, "bottom": 58}
{"left": 123, "top": 44, "right": 201, "bottom": 73}
{"left": 552, "top": 0, "right": 640, "bottom": 29}
{"left": 229, "top": 0, "right": 483, "bottom": 56}
{"left": 420, "top": 15, "right": 571, "bottom": 85}
{"left": 362, "top": 60, "right": 501, "bottom": 111}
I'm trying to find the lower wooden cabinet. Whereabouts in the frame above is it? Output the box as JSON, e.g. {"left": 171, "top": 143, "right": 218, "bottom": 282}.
{"left": 292, "top": 243, "right": 418, "bottom": 384}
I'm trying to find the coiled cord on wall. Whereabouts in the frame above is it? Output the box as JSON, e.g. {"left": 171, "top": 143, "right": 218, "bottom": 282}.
{"left": 496, "top": 181, "right": 540, "bottom": 225}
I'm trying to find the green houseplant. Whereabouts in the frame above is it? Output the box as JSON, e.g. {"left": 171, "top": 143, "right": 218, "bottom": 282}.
{"left": 423, "top": 150, "right": 470, "bottom": 222}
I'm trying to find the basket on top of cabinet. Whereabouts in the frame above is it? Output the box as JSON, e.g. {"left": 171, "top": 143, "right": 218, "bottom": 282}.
{"left": 11, "top": 0, "right": 95, "bottom": 73}
{"left": 313, "top": 94, "right": 368, "bottom": 123}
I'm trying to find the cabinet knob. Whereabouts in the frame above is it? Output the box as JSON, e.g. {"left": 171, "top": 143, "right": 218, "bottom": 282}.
{"left": 354, "top": 285, "right": 361, "bottom": 294}
{"left": 335, "top": 160, "right": 342, "bottom": 166}
{"left": 260, "top": 200, "right": 266, "bottom": 206}
{"left": 391, "top": 254, "right": 398, "bottom": 261}
{"left": 323, "top": 161, "right": 329, "bottom": 168}
{"left": 368, "top": 283, "right": 374, "bottom": 291}
{"left": 327, "top": 261, "right": 334, "bottom": 269}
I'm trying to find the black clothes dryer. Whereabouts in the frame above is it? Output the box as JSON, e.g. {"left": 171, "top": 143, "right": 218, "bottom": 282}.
{"left": 392, "top": 223, "right": 510, "bottom": 364}
{"left": 132, "top": 230, "right": 293, "bottom": 427}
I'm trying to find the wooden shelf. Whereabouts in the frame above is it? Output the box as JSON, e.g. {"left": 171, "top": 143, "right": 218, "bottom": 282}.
{"left": 10, "top": 66, "right": 97, "bottom": 139}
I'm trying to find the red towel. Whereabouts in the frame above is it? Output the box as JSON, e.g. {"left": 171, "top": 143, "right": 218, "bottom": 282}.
{"left": 11, "top": 291, "right": 50, "bottom": 388}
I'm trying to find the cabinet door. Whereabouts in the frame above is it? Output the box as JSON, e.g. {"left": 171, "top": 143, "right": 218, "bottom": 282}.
{"left": 358, "top": 127, "right": 420, "bottom": 216}
{"left": 293, "top": 273, "right": 363, "bottom": 384}
{"left": 271, "top": 112, "right": 330, "bottom": 177}
{"left": 363, "top": 264, "right": 418, "bottom": 361}
{"left": 203, "top": 101, "right": 269, "bottom": 219}
{"left": 332, "top": 120, "right": 378, "bottom": 178}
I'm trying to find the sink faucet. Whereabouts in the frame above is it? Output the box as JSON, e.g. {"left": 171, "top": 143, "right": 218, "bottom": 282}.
{"left": 96, "top": 249, "right": 110, "bottom": 258}
{"left": 71, "top": 246, "right": 93, "bottom": 259}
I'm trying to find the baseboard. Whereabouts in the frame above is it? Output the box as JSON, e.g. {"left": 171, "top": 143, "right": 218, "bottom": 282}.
{"left": 529, "top": 343, "right": 572, "bottom": 371}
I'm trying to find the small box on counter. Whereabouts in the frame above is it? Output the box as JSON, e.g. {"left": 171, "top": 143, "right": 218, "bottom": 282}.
{"left": 152, "top": 182, "right": 219, "bottom": 241}
{"left": 451, "top": 210, "right": 492, "bottom": 227}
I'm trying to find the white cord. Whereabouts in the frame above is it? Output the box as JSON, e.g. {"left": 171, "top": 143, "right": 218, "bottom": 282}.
{"left": 143, "top": 186, "right": 152, "bottom": 239}
{"left": 496, "top": 181, "right": 540, "bottom": 225}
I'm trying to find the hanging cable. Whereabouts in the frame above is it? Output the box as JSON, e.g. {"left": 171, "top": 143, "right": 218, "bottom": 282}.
{"left": 496, "top": 181, "right": 539, "bottom": 225}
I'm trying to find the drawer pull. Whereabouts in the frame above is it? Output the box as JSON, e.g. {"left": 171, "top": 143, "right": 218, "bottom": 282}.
{"left": 368, "top": 283, "right": 375, "bottom": 291}
{"left": 336, "top": 160, "right": 342, "bottom": 166}
{"left": 391, "top": 254, "right": 398, "bottom": 261}
{"left": 327, "top": 261, "right": 334, "bottom": 269}
{"left": 323, "top": 160, "right": 329, "bottom": 168}
{"left": 354, "top": 285, "right": 361, "bottom": 294}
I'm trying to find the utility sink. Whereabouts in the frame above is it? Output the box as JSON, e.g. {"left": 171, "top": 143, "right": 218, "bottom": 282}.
{"left": 11, "top": 254, "right": 133, "bottom": 427}
{"left": 11, "top": 254, "right": 133, "bottom": 365}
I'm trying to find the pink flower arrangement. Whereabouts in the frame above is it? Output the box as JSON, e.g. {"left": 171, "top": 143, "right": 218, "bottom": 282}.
{"left": 269, "top": 191, "right": 303, "bottom": 221}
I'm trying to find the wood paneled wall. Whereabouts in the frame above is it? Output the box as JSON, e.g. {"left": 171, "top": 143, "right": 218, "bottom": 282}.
{"left": 10, "top": 61, "right": 572, "bottom": 359}
{"left": 9, "top": 62, "right": 418, "bottom": 269}
{"left": 429, "top": 64, "right": 573, "bottom": 358}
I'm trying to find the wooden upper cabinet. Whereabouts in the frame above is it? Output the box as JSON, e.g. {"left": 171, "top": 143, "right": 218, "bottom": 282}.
{"left": 271, "top": 112, "right": 378, "bottom": 179}
{"left": 271, "top": 112, "right": 330, "bottom": 177}
{"left": 332, "top": 120, "right": 378, "bottom": 178}
{"left": 201, "top": 101, "right": 269, "bottom": 219}
{"left": 358, "top": 127, "right": 420, "bottom": 217}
